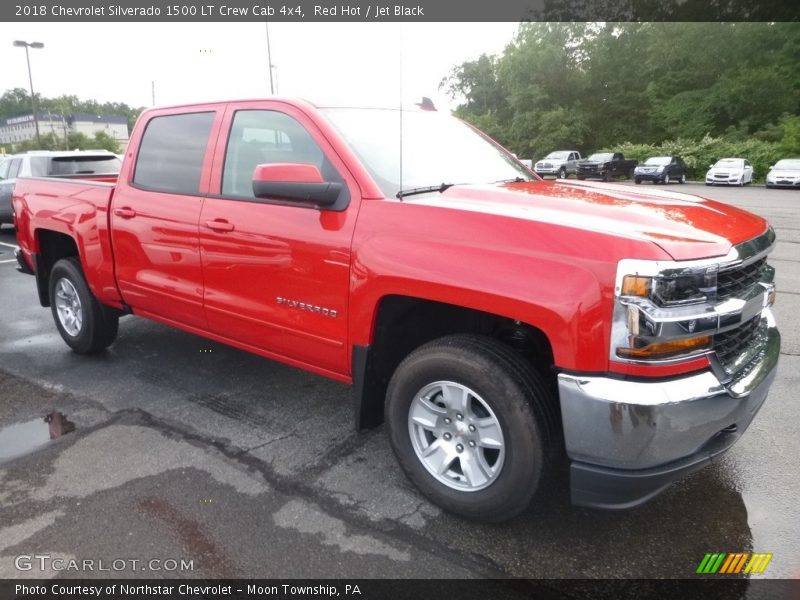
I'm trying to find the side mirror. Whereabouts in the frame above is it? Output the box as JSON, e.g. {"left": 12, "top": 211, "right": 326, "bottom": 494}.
{"left": 769, "top": 165, "right": 774, "bottom": 169}
{"left": 252, "top": 163, "right": 348, "bottom": 210}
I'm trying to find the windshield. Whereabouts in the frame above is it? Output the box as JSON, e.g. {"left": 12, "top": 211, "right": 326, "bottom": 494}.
{"left": 545, "top": 151, "right": 569, "bottom": 160}
{"left": 321, "top": 108, "right": 533, "bottom": 198}
{"left": 714, "top": 159, "right": 744, "bottom": 168}
{"left": 588, "top": 153, "right": 614, "bottom": 161}
{"left": 774, "top": 159, "right": 800, "bottom": 170}
{"left": 644, "top": 156, "right": 671, "bottom": 166}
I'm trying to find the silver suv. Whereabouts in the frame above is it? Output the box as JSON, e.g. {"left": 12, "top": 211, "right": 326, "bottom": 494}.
{"left": 0, "top": 150, "right": 121, "bottom": 227}
{"left": 534, "top": 150, "right": 582, "bottom": 179}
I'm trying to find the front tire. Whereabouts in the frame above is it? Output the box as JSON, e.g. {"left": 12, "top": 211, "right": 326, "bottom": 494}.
{"left": 49, "top": 257, "right": 119, "bottom": 354}
{"left": 385, "top": 334, "right": 557, "bottom": 522}
{"left": 558, "top": 167, "right": 567, "bottom": 179}
{"left": 634, "top": 177, "right": 642, "bottom": 184}
{"left": 663, "top": 173, "right": 670, "bottom": 184}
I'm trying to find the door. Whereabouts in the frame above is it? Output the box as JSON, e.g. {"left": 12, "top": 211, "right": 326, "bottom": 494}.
{"left": 110, "top": 109, "right": 221, "bottom": 328}
{"left": 744, "top": 160, "right": 753, "bottom": 183}
{"left": 199, "top": 103, "right": 361, "bottom": 375}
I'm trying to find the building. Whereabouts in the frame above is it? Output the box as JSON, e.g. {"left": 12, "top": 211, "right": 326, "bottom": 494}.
{"left": 0, "top": 112, "right": 129, "bottom": 148}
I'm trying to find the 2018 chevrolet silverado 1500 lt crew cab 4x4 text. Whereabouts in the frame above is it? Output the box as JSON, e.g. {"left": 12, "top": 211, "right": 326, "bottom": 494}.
{"left": 12, "top": 99, "right": 780, "bottom": 522}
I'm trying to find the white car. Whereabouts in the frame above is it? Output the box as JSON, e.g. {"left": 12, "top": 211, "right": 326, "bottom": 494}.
{"left": 705, "top": 158, "right": 753, "bottom": 186}
{"left": 766, "top": 158, "right": 800, "bottom": 189}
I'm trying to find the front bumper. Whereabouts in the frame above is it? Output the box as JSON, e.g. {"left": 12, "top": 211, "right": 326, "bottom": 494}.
{"left": 634, "top": 171, "right": 665, "bottom": 181}
{"left": 706, "top": 175, "right": 742, "bottom": 185}
{"left": 558, "top": 308, "right": 780, "bottom": 509}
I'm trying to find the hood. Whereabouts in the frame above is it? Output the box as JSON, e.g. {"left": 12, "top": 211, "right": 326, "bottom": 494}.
{"left": 769, "top": 167, "right": 800, "bottom": 175}
{"left": 403, "top": 179, "right": 768, "bottom": 261}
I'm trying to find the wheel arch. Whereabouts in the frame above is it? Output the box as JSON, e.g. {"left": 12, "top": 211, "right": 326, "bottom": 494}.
{"left": 352, "top": 294, "right": 558, "bottom": 431}
{"left": 33, "top": 229, "right": 80, "bottom": 307}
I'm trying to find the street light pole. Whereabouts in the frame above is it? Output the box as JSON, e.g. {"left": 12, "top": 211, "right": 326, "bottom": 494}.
{"left": 13, "top": 40, "right": 44, "bottom": 146}
{"left": 265, "top": 22, "right": 275, "bottom": 95}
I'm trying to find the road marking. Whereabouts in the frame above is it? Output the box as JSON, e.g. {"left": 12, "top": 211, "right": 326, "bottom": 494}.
{"left": 0, "top": 259, "right": 18, "bottom": 264}
{"left": 0, "top": 241, "right": 20, "bottom": 249}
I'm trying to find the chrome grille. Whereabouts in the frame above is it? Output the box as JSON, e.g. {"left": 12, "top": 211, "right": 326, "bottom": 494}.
{"left": 716, "top": 258, "right": 766, "bottom": 302}
{"left": 714, "top": 316, "right": 761, "bottom": 372}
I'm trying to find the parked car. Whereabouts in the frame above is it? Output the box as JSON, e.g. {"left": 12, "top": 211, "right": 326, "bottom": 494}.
{"left": 633, "top": 156, "right": 687, "bottom": 185}
{"left": 576, "top": 152, "right": 637, "bottom": 181}
{"left": 705, "top": 158, "right": 753, "bottom": 186}
{"left": 765, "top": 158, "right": 800, "bottom": 189}
{"left": 534, "top": 150, "right": 582, "bottom": 179}
{"left": 0, "top": 150, "right": 121, "bottom": 228}
{"left": 13, "top": 99, "right": 779, "bottom": 522}
{"left": 0, "top": 156, "right": 12, "bottom": 227}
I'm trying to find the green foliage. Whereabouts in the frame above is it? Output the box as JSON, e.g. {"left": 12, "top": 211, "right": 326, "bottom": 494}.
{"left": 441, "top": 23, "right": 800, "bottom": 166}
{"left": 0, "top": 87, "right": 144, "bottom": 149}
{"left": 9, "top": 130, "right": 120, "bottom": 154}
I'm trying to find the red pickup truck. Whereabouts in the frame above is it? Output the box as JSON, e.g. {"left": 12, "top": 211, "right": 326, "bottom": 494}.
{"left": 12, "top": 99, "right": 780, "bottom": 522}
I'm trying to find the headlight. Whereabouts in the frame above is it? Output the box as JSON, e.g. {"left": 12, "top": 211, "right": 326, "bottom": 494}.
{"left": 612, "top": 265, "right": 719, "bottom": 363}
{"left": 622, "top": 266, "right": 717, "bottom": 307}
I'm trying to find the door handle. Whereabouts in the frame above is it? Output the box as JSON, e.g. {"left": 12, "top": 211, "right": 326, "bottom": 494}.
{"left": 204, "top": 219, "right": 235, "bottom": 232}
{"left": 113, "top": 207, "right": 136, "bottom": 219}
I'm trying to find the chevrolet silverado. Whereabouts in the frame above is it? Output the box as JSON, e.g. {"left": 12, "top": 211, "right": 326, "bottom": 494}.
{"left": 12, "top": 99, "right": 780, "bottom": 521}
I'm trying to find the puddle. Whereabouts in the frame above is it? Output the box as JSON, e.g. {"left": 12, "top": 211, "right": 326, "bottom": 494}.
{"left": 0, "top": 412, "right": 76, "bottom": 464}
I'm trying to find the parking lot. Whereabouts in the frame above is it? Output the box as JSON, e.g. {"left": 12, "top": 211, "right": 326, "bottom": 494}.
{"left": 0, "top": 182, "right": 798, "bottom": 580}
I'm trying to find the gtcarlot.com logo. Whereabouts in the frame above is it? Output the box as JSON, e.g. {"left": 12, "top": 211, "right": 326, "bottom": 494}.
{"left": 696, "top": 552, "right": 773, "bottom": 575}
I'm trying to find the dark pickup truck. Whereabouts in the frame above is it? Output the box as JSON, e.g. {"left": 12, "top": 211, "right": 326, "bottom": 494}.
{"left": 577, "top": 152, "right": 637, "bottom": 181}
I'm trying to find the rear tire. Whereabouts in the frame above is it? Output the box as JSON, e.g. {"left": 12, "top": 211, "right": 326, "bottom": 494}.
{"left": 49, "top": 257, "right": 119, "bottom": 354}
{"left": 680, "top": 174, "right": 686, "bottom": 184}
{"left": 385, "top": 334, "right": 558, "bottom": 522}
{"left": 634, "top": 178, "right": 641, "bottom": 184}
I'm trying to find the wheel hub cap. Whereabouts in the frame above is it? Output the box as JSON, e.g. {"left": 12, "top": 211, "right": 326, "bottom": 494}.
{"left": 407, "top": 381, "right": 505, "bottom": 492}
{"left": 54, "top": 278, "right": 83, "bottom": 336}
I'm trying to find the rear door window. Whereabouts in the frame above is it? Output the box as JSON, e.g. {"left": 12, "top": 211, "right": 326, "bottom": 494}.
{"left": 8, "top": 159, "right": 22, "bottom": 178}
{"left": 133, "top": 112, "right": 215, "bottom": 194}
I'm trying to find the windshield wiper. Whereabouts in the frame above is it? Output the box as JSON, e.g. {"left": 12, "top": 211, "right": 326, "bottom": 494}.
{"left": 396, "top": 182, "right": 456, "bottom": 199}
{"left": 492, "top": 177, "right": 528, "bottom": 184}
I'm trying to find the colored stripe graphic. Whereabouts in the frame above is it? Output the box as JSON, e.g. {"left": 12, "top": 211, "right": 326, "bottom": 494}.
{"left": 697, "top": 553, "right": 727, "bottom": 574}
{"left": 698, "top": 552, "right": 773, "bottom": 575}
{"left": 744, "top": 553, "right": 774, "bottom": 574}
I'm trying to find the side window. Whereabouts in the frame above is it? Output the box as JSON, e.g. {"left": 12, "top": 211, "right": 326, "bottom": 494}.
{"left": 133, "top": 112, "right": 214, "bottom": 194}
{"left": 0, "top": 159, "right": 10, "bottom": 180}
{"left": 745, "top": 160, "right": 752, "bottom": 168}
{"left": 8, "top": 159, "right": 22, "bottom": 179}
{"left": 222, "top": 110, "right": 342, "bottom": 198}
{"left": 569, "top": 153, "right": 577, "bottom": 161}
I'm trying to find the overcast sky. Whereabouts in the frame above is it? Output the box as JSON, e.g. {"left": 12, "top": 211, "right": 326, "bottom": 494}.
{"left": 0, "top": 22, "right": 519, "bottom": 113}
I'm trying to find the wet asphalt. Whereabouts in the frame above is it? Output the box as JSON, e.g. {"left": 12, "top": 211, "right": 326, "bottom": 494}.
{"left": 0, "top": 182, "right": 798, "bottom": 582}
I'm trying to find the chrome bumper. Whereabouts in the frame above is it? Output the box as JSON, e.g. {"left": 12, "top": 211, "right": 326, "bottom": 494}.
{"left": 560, "top": 308, "right": 779, "bottom": 509}
{"left": 559, "top": 309, "right": 779, "bottom": 472}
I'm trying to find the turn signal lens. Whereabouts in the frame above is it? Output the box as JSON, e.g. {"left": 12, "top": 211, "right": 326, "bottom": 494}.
{"left": 621, "top": 275, "right": 652, "bottom": 297}
{"left": 616, "top": 335, "right": 711, "bottom": 360}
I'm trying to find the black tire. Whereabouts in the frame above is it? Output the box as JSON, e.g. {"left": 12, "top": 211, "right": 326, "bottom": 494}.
{"left": 634, "top": 178, "right": 642, "bottom": 184}
{"left": 663, "top": 173, "right": 670, "bottom": 185}
{"left": 602, "top": 172, "right": 610, "bottom": 182}
{"left": 680, "top": 174, "right": 686, "bottom": 184}
{"left": 385, "top": 334, "right": 558, "bottom": 522}
{"left": 558, "top": 167, "right": 567, "bottom": 179}
{"left": 49, "top": 257, "right": 119, "bottom": 354}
